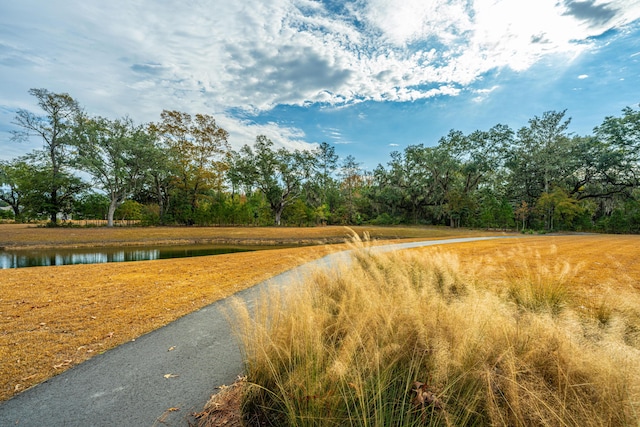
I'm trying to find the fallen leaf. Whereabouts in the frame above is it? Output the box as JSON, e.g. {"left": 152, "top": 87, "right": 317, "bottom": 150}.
{"left": 53, "top": 359, "right": 73, "bottom": 369}
{"left": 156, "top": 407, "right": 180, "bottom": 423}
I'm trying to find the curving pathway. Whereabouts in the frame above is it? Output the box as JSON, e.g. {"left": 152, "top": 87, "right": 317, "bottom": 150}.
{"left": 0, "top": 236, "right": 506, "bottom": 426}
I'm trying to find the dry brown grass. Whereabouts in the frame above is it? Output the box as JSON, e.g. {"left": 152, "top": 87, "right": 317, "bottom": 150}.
{"left": 0, "top": 244, "right": 340, "bottom": 401}
{"left": 417, "top": 234, "right": 640, "bottom": 282}
{"left": 0, "top": 224, "right": 495, "bottom": 249}
{"left": 0, "top": 225, "right": 495, "bottom": 402}
{"left": 230, "top": 234, "right": 640, "bottom": 426}
{"left": 412, "top": 234, "right": 640, "bottom": 305}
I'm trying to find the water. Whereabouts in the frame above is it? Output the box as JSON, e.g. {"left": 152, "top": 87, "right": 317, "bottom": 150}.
{"left": 0, "top": 244, "right": 261, "bottom": 269}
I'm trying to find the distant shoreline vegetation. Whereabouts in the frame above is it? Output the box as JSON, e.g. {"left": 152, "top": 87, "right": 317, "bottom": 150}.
{"left": 2, "top": 89, "right": 639, "bottom": 233}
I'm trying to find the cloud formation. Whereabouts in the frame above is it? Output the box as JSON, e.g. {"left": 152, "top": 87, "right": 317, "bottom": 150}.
{"left": 1, "top": 0, "right": 639, "bottom": 152}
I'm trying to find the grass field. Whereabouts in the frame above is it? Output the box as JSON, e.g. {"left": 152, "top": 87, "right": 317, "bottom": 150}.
{"left": 2, "top": 225, "right": 638, "bottom": 426}
{"left": 0, "top": 223, "right": 494, "bottom": 249}
{"left": 0, "top": 224, "right": 497, "bottom": 402}
{"left": 228, "top": 234, "right": 640, "bottom": 426}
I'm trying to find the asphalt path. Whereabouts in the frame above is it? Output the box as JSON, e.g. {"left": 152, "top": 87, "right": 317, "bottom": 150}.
{"left": 0, "top": 236, "right": 504, "bottom": 426}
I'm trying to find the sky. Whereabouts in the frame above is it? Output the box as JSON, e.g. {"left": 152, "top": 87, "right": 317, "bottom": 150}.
{"left": 1, "top": 0, "right": 640, "bottom": 171}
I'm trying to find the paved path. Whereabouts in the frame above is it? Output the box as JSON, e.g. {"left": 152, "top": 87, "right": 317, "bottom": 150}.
{"left": 0, "top": 237, "right": 504, "bottom": 426}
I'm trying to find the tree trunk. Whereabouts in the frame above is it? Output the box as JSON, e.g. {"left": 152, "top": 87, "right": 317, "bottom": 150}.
{"left": 154, "top": 176, "right": 164, "bottom": 219}
{"left": 107, "top": 198, "right": 118, "bottom": 227}
{"left": 50, "top": 188, "right": 58, "bottom": 224}
{"left": 274, "top": 202, "right": 284, "bottom": 226}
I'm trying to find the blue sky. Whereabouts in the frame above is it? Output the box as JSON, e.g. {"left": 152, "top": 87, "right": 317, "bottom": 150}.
{"left": 1, "top": 0, "right": 639, "bottom": 170}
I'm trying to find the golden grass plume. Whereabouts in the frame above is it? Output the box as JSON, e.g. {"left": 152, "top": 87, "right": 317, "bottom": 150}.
{"left": 230, "top": 234, "right": 640, "bottom": 426}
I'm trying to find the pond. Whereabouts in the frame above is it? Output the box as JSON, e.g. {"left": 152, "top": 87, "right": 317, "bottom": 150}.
{"left": 0, "top": 244, "right": 269, "bottom": 269}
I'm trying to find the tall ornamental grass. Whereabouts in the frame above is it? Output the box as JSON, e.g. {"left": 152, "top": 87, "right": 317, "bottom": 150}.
{"left": 230, "top": 235, "right": 640, "bottom": 426}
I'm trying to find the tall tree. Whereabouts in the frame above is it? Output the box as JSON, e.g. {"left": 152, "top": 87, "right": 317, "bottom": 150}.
{"left": 304, "top": 142, "right": 340, "bottom": 223}
{"left": 0, "top": 158, "right": 36, "bottom": 219}
{"left": 144, "top": 135, "right": 174, "bottom": 223}
{"left": 230, "top": 135, "right": 316, "bottom": 225}
{"left": 150, "top": 110, "right": 230, "bottom": 224}
{"left": 506, "top": 110, "right": 574, "bottom": 206}
{"left": 11, "top": 88, "right": 85, "bottom": 223}
{"left": 314, "top": 141, "right": 339, "bottom": 205}
{"left": 339, "top": 155, "right": 363, "bottom": 224}
{"left": 590, "top": 105, "right": 640, "bottom": 196}
{"left": 73, "top": 116, "right": 157, "bottom": 227}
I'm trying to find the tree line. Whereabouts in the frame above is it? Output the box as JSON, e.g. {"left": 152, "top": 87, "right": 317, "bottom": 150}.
{"left": 1, "top": 88, "right": 639, "bottom": 233}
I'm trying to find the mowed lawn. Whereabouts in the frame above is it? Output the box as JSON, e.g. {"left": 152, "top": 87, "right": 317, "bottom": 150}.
{"left": 0, "top": 225, "right": 497, "bottom": 401}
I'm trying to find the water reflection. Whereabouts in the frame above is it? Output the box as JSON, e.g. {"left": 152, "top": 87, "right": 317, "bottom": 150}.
{"left": 0, "top": 245, "right": 254, "bottom": 269}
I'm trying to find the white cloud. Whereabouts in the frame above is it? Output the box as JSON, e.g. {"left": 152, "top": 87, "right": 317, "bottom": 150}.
{"left": 472, "top": 85, "right": 500, "bottom": 103}
{"left": 359, "top": 0, "right": 473, "bottom": 47}
{"left": 222, "top": 118, "right": 315, "bottom": 153}
{"left": 1, "top": 0, "right": 639, "bottom": 157}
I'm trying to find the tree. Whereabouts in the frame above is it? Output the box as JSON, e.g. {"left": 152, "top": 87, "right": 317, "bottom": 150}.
{"left": 339, "top": 155, "right": 363, "bottom": 224}
{"left": 18, "top": 159, "right": 85, "bottom": 221}
{"left": 589, "top": 106, "right": 640, "bottom": 196}
{"left": 506, "top": 110, "right": 574, "bottom": 207}
{"left": 230, "top": 135, "right": 316, "bottom": 225}
{"left": 420, "top": 145, "right": 461, "bottom": 225}
{"left": 134, "top": 131, "right": 174, "bottom": 224}
{"left": 150, "top": 110, "right": 230, "bottom": 224}
{"left": 73, "top": 192, "right": 109, "bottom": 220}
{"left": 515, "top": 200, "right": 530, "bottom": 231}
{"left": 73, "top": 116, "right": 156, "bottom": 227}
{"left": 11, "top": 89, "right": 85, "bottom": 223}
{"left": 313, "top": 142, "right": 339, "bottom": 205}
{"left": 536, "top": 188, "right": 583, "bottom": 231}
{"left": 0, "top": 158, "right": 28, "bottom": 218}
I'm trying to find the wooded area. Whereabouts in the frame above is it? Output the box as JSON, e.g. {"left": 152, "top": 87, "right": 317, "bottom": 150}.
{"left": 1, "top": 88, "right": 639, "bottom": 233}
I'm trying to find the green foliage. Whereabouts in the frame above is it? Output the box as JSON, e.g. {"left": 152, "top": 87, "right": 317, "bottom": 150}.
{"left": 114, "top": 199, "right": 143, "bottom": 221}
{"left": 150, "top": 110, "right": 230, "bottom": 225}
{"left": 139, "top": 203, "right": 161, "bottom": 226}
{"left": 229, "top": 135, "right": 317, "bottom": 225}
{"left": 370, "top": 212, "right": 399, "bottom": 225}
{"left": 281, "top": 198, "right": 313, "bottom": 226}
{"left": 6, "top": 89, "right": 640, "bottom": 232}
{"left": 535, "top": 187, "right": 584, "bottom": 231}
{"left": 0, "top": 208, "right": 14, "bottom": 220}
{"left": 73, "top": 192, "right": 109, "bottom": 220}
{"left": 72, "top": 115, "right": 158, "bottom": 226}
{"left": 11, "top": 89, "right": 86, "bottom": 224}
